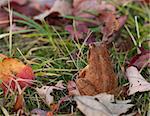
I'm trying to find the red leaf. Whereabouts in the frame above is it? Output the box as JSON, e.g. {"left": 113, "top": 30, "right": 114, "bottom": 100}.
{"left": 73, "top": 0, "right": 115, "bottom": 18}
{"left": 129, "top": 48, "right": 150, "bottom": 69}
{"left": 0, "top": 8, "right": 9, "bottom": 28}
{"left": 0, "top": 55, "right": 35, "bottom": 94}
{"left": 67, "top": 81, "right": 80, "bottom": 96}
{"left": 10, "top": 2, "right": 40, "bottom": 17}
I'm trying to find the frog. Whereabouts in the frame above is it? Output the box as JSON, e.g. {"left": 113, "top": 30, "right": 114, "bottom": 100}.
{"left": 76, "top": 43, "right": 118, "bottom": 95}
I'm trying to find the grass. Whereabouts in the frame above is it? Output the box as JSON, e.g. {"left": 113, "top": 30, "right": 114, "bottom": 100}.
{"left": 0, "top": 1, "right": 150, "bottom": 115}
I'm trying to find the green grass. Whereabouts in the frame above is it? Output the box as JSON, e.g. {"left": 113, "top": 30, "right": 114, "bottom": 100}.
{"left": 0, "top": 1, "right": 150, "bottom": 115}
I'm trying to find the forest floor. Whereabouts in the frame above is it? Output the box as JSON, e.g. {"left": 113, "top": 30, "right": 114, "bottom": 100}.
{"left": 0, "top": 0, "right": 150, "bottom": 115}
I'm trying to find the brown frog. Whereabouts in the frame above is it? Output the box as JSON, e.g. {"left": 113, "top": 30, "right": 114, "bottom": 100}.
{"left": 76, "top": 43, "right": 118, "bottom": 95}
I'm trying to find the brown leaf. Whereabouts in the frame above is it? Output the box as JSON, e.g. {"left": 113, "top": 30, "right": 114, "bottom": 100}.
{"left": 73, "top": 0, "right": 115, "bottom": 18}
{"left": 101, "top": 14, "right": 127, "bottom": 43}
{"left": 14, "top": 93, "right": 24, "bottom": 111}
{"left": 76, "top": 43, "right": 118, "bottom": 95}
{"left": 129, "top": 48, "right": 150, "bottom": 69}
{"left": 47, "top": 111, "right": 54, "bottom": 116}
{"left": 10, "top": 2, "right": 40, "bottom": 17}
{"left": 11, "top": 0, "right": 27, "bottom": 5}
{"left": 50, "top": 103, "right": 59, "bottom": 112}
{"left": 100, "top": 12, "right": 119, "bottom": 39}
{"left": 0, "top": 8, "right": 9, "bottom": 28}
{"left": 65, "top": 24, "right": 89, "bottom": 40}
{"left": 0, "top": 0, "right": 45, "bottom": 28}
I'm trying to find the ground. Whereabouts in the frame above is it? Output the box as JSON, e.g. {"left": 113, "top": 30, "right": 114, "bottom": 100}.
{"left": 0, "top": 0, "right": 149, "bottom": 115}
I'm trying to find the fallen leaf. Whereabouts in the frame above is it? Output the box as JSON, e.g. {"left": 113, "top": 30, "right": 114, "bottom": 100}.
{"left": 34, "top": 0, "right": 72, "bottom": 20}
{"left": 50, "top": 103, "right": 59, "bottom": 112}
{"left": 126, "top": 66, "right": 150, "bottom": 95}
{"left": 35, "top": 81, "right": 65, "bottom": 106}
{"left": 6, "top": 23, "right": 27, "bottom": 32}
{"left": 46, "top": 111, "right": 54, "bottom": 116}
{"left": 31, "top": 108, "right": 47, "bottom": 116}
{"left": 66, "top": 0, "right": 127, "bottom": 45}
{"left": 45, "top": 0, "right": 72, "bottom": 16}
{"left": 0, "top": 0, "right": 44, "bottom": 28}
{"left": 33, "top": 103, "right": 59, "bottom": 116}
{"left": 10, "top": 2, "right": 40, "bottom": 17}
{"left": 0, "top": 54, "right": 7, "bottom": 59}
{"left": 73, "top": 0, "right": 115, "bottom": 18}
{"left": 0, "top": 55, "right": 35, "bottom": 94}
{"left": 100, "top": 12, "right": 119, "bottom": 38}
{"left": 140, "top": 0, "right": 150, "bottom": 4}
{"left": 65, "top": 23, "right": 95, "bottom": 44}
{"left": 74, "top": 93, "right": 134, "bottom": 116}
{"left": 76, "top": 43, "right": 118, "bottom": 95}
{"left": 114, "top": 37, "right": 133, "bottom": 52}
{"left": 67, "top": 81, "right": 80, "bottom": 96}
{"left": 0, "top": 8, "right": 9, "bottom": 28}
{"left": 129, "top": 47, "right": 150, "bottom": 69}
{"left": 29, "top": 0, "right": 56, "bottom": 11}
{"left": 0, "top": 0, "right": 7, "bottom": 6}
{"left": 14, "top": 93, "right": 24, "bottom": 111}
{"left": 11, "top": 0, "right": 27, "bottom": 5}
{"left": 104, "top": 14, "right": 127, "bottom": 43}
{"left": 55, "top": 80, "right": 65, "bottom": 89}
{"left": 101, "top": 15, "right": 127, "bottom": 44}
{"left": 65, "top": 24, "right": 88, "bottom": 40}
{"left": 0, "top": 0, "right": 60, "bottom": 29}
{"left": 94, "top": 93, "right": 133, "bottom": 115}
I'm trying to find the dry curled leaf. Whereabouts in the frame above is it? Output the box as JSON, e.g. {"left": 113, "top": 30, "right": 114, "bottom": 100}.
{"left": 0, "top": 55, "right": 35, "bottom": 94}
{"left": 35, "top": 81, "right": 65, "bottom": 106}
{"left": 0, "top": 0, "right": 53, "bottom": 28}
{"left": 100, "top": 12, "right": 119, "bottom": 38}
{"left": 76, "top": 43, "right": 118, "bottom": 95}
{"left": 126, "top": 66, "right": 150, "bottom": 95}
{"left": 34, "top": 0, "right": 72, "bottom": 20}
{"left": 114, "top": 37, "right": 133, "bottom": 52}
{"left": 31, "top": 108, "right": 47, "bottom": 116}
{"left": 129, "top": 48, "right": 150, "bottom": 69}
{"left": 0, "top": 8, "right": 9, "bottom": 28}
{"left": 73, "top": 0, "right": 115, "bottom": 18}
{"left": 74, "top": 93, "right": 134, "bottom": 116}
{"left": 67, "top": 81, "right": 80, "bottom": 96}
{"left": 101, "top": 15, "right": 127, "bottom": 44}
{"left": 14, "top": 93, "right": 24, "bottom": 111}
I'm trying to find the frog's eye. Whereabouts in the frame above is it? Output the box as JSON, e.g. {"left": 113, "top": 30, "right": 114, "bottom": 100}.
{"left": 89, "top": 43, "right": 96, "bottom": 48}
{"left": 89, "top": 44, "right": 92, "bottom": 49}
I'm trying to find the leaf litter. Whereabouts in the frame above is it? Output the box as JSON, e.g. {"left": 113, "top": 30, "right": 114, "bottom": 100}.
{"left": 0, "top": 54, "right": 35, "bottom": 94}
{"left": 35, "top": 80, "right": 65, "bottom": 106}
{"left": 0, "top": 0, "right": 150, "bottom": 115}
{"left": 74, "top": 93, "right": 134, "bottom": 116}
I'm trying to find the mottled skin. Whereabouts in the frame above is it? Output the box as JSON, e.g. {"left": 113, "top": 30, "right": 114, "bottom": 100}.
{"left": 76, "top": 43, "right": 118, "bottom": 95}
